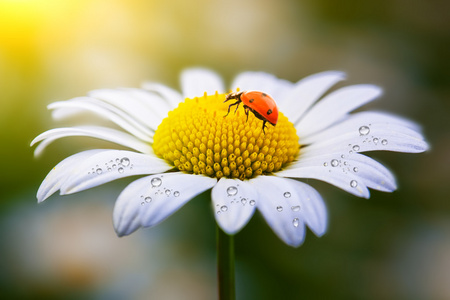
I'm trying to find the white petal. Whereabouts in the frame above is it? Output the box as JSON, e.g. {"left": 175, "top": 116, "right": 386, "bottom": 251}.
{"left": 231, "top": 71, "right": 293, "bottom": 100}
{"left": 31, "top": 126, "right": 152, "bottom": 155}
{"left": 118, "top": 88, "right": 172, "bottom": 120}
{"left": 49, "top": 97, "right": 153, "bottom": 142}
{"left": 283, "top": 152, "right": 396, "bottom": 194}
{"left": 88, "top": 89, "right": 161, "bottom": 131}
{"left": 113, "top": 173, "right": 216, "bottom": 236}
{"left": 180, "top": 68, "right": 225, "bottom": 98}
{"left": 141, "top": 82, "right": 183, "bottom": 109}
{"left": 348, "top": 153, "right": 397, "bottom": 192}
{"left": 301, "top": 121, "right": 428, "bottom": 157}
{"left": 276, "top": 156, "right": 370, "bottom": 198}
{"left": 301, "top": 111, "right": 424, "bottom": 145}
{"left": 296, "top": 85, "right": 382, "bottom": 137}
{"left": 211, "top": 178, "right": 257, "bottom": 234}
{"left": 59, "top": 150, "right": 173, "bottom": 194}
{"left": 279, "top": 71, "right": 346, "bottom": 124}
{"left": 37, "top": 150, "right": 104, "bottom": 202}
{"left": 249, "top": 176, "right": 327, "bottom": 247}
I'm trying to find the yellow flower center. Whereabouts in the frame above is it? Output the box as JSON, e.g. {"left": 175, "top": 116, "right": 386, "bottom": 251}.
{"left": 153, "top": 92, "right": 300, "bottom": 180}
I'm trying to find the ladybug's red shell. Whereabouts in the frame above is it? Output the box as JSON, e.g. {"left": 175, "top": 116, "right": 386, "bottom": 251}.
{"left": 240, "top": 91, "right": 278, "bottom": 125}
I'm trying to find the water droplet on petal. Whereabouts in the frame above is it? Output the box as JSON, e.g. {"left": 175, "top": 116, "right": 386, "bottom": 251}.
{"left": 352, "top": 145, "right": 360, "bottom": 151}
{"left": 359, "top": 126, "right": 370, "bottom": 135}
{"left": 165, "top": 189, "right": 171, "bottom": 196}
{"left": 141, "top": 202, "right": 145, "bottom": 206}
{"left": 381, "top": 139, "right": 388, "bottom": 145}
{"left": 174, "top": 191, "right": 180, "bottom": 197}
{"left": 350, "top": 180, "right": 358, "bottom": 188}
{"left": 283, "top": 192, "right": 291, "bottom": 198}
{"left": 118, "top": 167, "right": 124, "bottom": 173}
{"left": 96, "top": 168, "right": 103, "bottom": 175}
{"left": 249, "top": 200, "right": 256, "bottom": 206}
{"left": 120, "top": 157, "right": 130, "bottom": 167}
{"left": 221, "top": 205, "right": 228, "bottom": 212}
{"left": 291, "top": 205, "right": 300, "bottom": 212}
{"left": 341, "top": 154, "right": 345, "bottom": 158}
{"left": 353, "top": 167, "right": 358, "bottom": 172}
{"left": 112, "top": 164, "right": 117, "bottom": 169}
{"left": 145, "top": 196, "right": 152, "bottom": 203}
{"left": 331, "top": 159, "right": 339, "bottom": 167}
{"left": 241, "top": 198, "right": 247, "bottom": 205}
{"left": 151, "top": 177, "right": 162, "bottom": 187}
{"left": 373, "top": 138, "right": 379, "bottom": 144}
{"left": 276, "top": 206, "right": 283, "bottom": 212}
{"left": 293, "top": 218, "right": 299, "bottom": 227}
{"left": 107, "top": 168, "right": 112, "bottom": 172}
{"left": 323, "top": 162, "right": 328, "bottom": 167}
{"left": 226, "top": 186, "right": 238, "bottom": 196}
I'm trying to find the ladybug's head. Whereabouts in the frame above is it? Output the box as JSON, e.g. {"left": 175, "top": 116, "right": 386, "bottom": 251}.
{"left": 225, "top": 91, "right": 244, "bottom": 102}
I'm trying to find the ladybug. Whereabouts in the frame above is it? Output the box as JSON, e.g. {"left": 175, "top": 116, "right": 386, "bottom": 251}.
{"left": 224, "top": 90, "right": 278, "bottom": 133}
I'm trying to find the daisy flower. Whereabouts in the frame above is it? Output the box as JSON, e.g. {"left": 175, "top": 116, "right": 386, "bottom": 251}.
{"left": 32, "top": 69, "right": 428, "bottom": 247}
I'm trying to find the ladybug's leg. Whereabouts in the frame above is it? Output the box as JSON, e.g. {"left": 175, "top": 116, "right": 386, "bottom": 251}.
{"left": 233, "top": 101, "right": 240, "bottom": 114}
{"left": 262, "top": 120, "right": 267, "bottom": 133}
{"left": 224, "top": 100, "right": 241, "bottom": 117}
{"left": 243, "top": 106, "right": 250, "bottom": 122}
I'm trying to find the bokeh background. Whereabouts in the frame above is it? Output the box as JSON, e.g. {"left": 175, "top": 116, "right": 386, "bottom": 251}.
{"left": 1, "top": 0, "right": 448, "bottom": 299}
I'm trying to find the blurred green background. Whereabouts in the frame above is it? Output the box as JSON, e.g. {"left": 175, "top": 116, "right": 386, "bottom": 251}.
{"left": 1, "top": 0, "right": 448, "bottom": 299}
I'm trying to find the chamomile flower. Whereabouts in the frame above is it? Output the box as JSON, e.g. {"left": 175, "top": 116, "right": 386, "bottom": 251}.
{"left": 32, "top": 69, "right": 428, "bottom": 247}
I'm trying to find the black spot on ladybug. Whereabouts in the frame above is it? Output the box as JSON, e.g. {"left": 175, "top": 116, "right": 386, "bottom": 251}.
{"left": 261, "top": 93, "right": 268, "bottom": 97}
{"left": 267, "top": 109, "right": 273, "bottom": 115}
{"left": 249, "top": 99, "right": 254, "bottom": 103}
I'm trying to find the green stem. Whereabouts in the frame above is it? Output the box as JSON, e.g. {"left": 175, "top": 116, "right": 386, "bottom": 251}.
{"left": 217, "top": 225, "right": 235, "bottom": 300}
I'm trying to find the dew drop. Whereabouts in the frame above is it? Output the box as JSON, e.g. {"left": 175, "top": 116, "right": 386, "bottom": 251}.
{"left": 217, "top": 211, "right": 221, "bottom": 215}
{"left": 341, "top": 154, "right": 345, "bottom": 158}
{"left": 353, "top": 167, "right": 358, "bottom": 172}
{"left": 350, "top": 180, "right": 358, "bottom": 188}
{"left": 323, "top": 162, "right": 328, "bottom": 167}
{"left": 107, "top": 168, "right": 112, "bottom": 172}
{"left": 276, "top": 206, "right": 283, "bottom": 212}
{"left": 151, "top": 177, "right": 162, "bottom": 187}
{"left": 165, "top": 189, "right": 171, "bottom": 196}
{"left": 141, "top": 202, "right": 145, "bottom": 206}
{"left": 293, "top": 218, "right": 299, "bottom": 227}
{"left": 241, "top": 198, "right": 247, "bottom": 205}
{"left": 112, "top": 164, "right": 117, "bottom": 169}
{"left": 352, "top": 145, "right": 360, "bottom": 151}
{"left": 118, "top": 167, "right": 124, "bottom": 173}
{"left": 373, "top": 138, "right": 379, "bottom": 144}
{"left": 359, "top": 126, "right": 370, "bottom": 135}
{"left": 249, "top": 200, "right": 256, "bottom": 206}
{"left": 283, "top": 192, "right": 291, "bottom": 198}
{"left": 227, "top": 186, "right": 238, "bottom": 196}
{"left": 116, "top": 158, "right": 120, "bottom": 163}
{"left": 174, "top": 191, "right": 180, "bottom": 197}
{"left": 291, "top": 205, "right": 300, "bottom": 212}
{"left": 120, "top": 157, "right": 130, "bottom": 167}
{"left": 221, "top": 205, "right": 228, "bottom": 212}
{"left": 381, "top": 139, "right": 388, "bottom": 145}
{"left": 145, "top": 196, "right": 152, "bottom": 203}
{"left": 96, "top": 168, "right": 103, "bottom": 175}
{"left": 331, "top": 159, "right": 339, "bottom": 167}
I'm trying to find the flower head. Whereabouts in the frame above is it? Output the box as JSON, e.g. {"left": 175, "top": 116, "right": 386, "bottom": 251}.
{"left": 32, "top": 69, "right": 428, "bottom": 247}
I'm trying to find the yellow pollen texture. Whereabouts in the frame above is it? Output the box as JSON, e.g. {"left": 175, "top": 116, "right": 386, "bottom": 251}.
{"left": 152, "top": 92, "right": 300, "bottom": 180}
